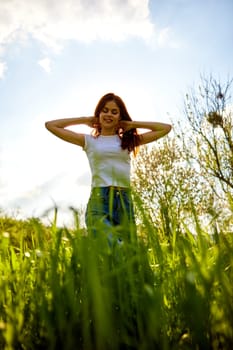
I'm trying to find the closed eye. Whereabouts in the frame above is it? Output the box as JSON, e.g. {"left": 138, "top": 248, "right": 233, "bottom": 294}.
{"left": 102, "top": 107, "right": 119, "bottom": 114}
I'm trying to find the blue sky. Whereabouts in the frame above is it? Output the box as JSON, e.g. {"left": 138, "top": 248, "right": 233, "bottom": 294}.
{"left": 0, "top": 0, "right": 232, "bottom": 226}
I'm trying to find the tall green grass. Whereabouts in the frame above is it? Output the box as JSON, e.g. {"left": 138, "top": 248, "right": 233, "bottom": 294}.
{"left": 0, "top": 204, "right": 232, "bottom": 349}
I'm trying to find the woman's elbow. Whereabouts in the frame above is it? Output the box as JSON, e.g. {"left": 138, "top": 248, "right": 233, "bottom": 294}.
{"left": 45, "top": 121, "right": 52, "bottom": 130}
{"left": 165, "top": 123, "right": 172, "bottom": 134}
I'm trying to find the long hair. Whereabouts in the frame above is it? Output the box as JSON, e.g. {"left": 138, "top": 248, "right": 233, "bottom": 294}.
{"left": 92, "top": 93, "right": 140, "bottom": 155}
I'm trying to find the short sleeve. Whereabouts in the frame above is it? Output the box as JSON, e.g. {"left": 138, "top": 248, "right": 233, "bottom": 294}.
{"left": 83, "top": 134, "right": 90, "bottom": 151}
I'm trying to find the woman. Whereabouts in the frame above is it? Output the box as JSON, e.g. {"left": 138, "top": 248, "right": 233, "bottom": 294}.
{"left": 45, "top": 93, "right": 171, "bottom": 242}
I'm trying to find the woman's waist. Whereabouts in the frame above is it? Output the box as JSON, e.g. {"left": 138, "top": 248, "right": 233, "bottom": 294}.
{"left": 91, "top": 186, "right": 132, "bottom": 195}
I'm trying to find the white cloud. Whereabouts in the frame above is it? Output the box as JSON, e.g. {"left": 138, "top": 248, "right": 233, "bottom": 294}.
{"left": 157, "top": 27, "right": 181, "bottom": 49}
{"left": 0, "top": 0, "right": 154, "bottom": 52}
{"left": 0, "top": 61, "right": 7, "bottom": 78}
{"left": 38, "top": 57, "right": 51, "bottom": 73}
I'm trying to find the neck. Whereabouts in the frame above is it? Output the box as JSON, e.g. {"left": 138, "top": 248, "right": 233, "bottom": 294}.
{"left": 100, "top": 129, "right": 117, "bottom": 136}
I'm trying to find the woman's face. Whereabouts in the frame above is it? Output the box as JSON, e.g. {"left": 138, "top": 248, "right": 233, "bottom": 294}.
{"left": 99, "top": 100, "right": 121, "bottom": 130}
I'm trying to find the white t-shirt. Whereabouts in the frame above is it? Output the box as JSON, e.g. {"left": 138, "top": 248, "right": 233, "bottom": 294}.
{"left": 83, "top": 134, "right": 131, "bottom": 188}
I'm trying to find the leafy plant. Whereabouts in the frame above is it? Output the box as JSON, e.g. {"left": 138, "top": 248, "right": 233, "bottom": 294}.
{"left": 0, "top": 201, "right": 232, "bottom": 349}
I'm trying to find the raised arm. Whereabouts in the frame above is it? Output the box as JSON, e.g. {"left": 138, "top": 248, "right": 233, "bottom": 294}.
{"left": 120, "top": 120, "right": 172, "bottom": 145}
{"left": 45, "top": 117, "right": 96, "bottom": 147}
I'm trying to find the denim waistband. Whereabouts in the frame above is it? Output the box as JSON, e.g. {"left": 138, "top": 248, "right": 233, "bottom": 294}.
{"left": 91, "top": 186, "right": 131, "bottom": 195}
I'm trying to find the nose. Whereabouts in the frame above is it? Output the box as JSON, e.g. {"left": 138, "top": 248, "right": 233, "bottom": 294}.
{"left": 105, "top": 112, "right": 114, "bottom": 118}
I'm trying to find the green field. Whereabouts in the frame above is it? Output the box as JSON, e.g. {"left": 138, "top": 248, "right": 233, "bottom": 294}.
{"left": 0, "top": 202, "right": 232, "bottom": 350}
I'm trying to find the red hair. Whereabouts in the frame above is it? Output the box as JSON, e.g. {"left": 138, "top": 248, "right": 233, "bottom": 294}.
{"left": 92, "top": 93, "right": 140, "bottom": 155}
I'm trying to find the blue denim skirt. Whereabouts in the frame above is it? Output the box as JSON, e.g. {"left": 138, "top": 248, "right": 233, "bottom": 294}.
{"left": 85, "top": 186, "right": 136, "bottom": 241}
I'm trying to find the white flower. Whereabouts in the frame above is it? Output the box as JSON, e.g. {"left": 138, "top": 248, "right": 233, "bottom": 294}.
{"left": 35, "top": 249, "right": 43, "bottom": 257}
{"left": 2, "top": 231, "right": 10, "bottom": 238}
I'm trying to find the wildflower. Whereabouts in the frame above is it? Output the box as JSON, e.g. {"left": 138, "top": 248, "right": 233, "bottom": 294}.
{"left": 35, "top": 249, "right": 43, "bottom": 257}
{"left": 2, "top": 231, "right": 10, "bottom": 238}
